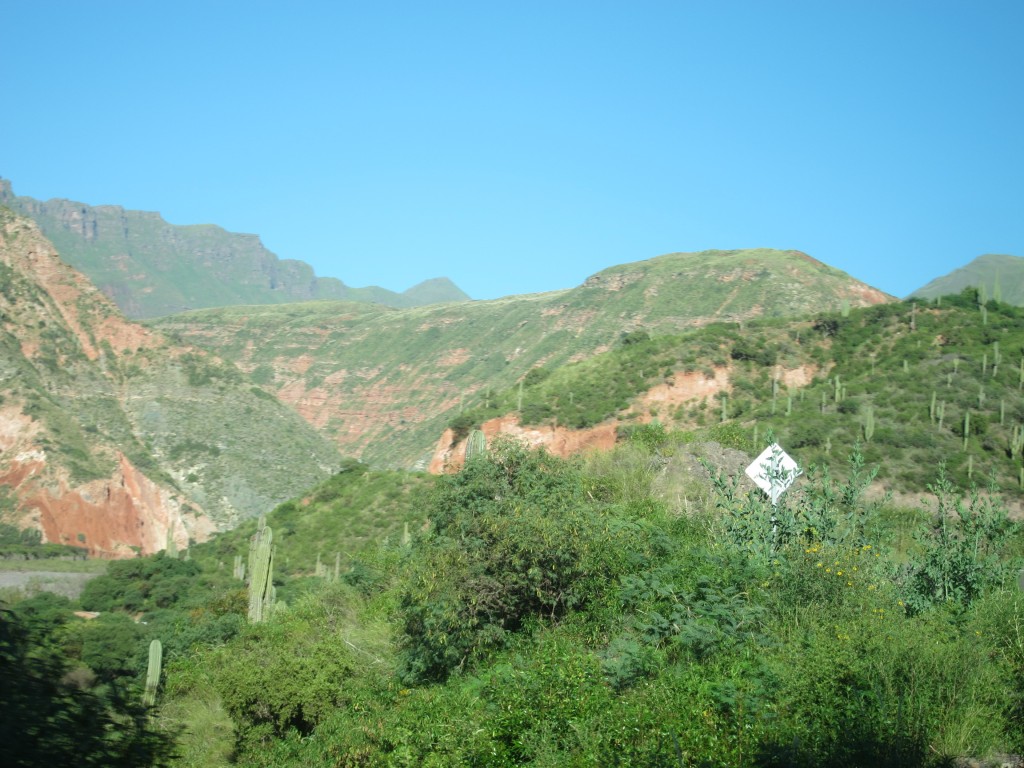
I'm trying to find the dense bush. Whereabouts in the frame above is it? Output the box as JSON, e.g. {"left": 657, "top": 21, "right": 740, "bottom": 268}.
{"left": 399, "top": 439, "right": 671, "bottom": 682}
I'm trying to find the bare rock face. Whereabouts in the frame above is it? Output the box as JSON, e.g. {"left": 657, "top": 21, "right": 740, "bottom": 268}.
{"left": 0, "top": 214, "right": 197, "bottom": 556}
{"left": 12, "top": 452, "right": 214, "bottom": 558}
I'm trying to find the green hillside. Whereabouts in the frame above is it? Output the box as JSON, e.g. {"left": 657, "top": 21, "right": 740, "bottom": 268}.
{"left": 452, "top": 290, "right": 1024, "bottom": 495}
{"left": 0, "top": 178, "right": 469, "bottom": 319}
{"left": 154, "top": 248, "right": 893, "bottom": 468}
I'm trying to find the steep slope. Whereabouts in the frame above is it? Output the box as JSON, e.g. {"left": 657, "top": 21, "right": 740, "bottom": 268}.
{"left": 0, "top": 208, "right": 342, "bottom": 555}
{"left": 0, "top": 178, "right": 469, "bottom": 318}
{"left": 910, "top": 253, "right": 1024, "bottom": 305}
{"left": 154, "top": 248, "right": 893, "bottom": 468}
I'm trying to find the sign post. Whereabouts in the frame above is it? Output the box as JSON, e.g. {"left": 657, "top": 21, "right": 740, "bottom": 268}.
{"left": 745, "top": 443, "right": 800, "bottom": 507}
{"left": 745, "top": 443, "right": 800, "bottom": 545}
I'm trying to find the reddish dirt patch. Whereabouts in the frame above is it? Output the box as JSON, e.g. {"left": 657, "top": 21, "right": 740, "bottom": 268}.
{"left": 429, "top": 416, "right": 618, "bottom": 473}
{"left": 635, "top": 369, "right": 731, "bottom": 415}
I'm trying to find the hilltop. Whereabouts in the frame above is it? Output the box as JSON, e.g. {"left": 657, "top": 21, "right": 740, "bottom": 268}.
{"left": 0, "top": 178, "right": 469, "bottom": 318}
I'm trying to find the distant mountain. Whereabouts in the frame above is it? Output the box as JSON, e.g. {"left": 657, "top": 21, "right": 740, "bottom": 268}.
{"left": 154, "top": 248, "right": 894, "bottom": 468}
{"left": 909, "top": 254, "right": 1024, "bottom": 304}
{"left": 0, "top": 178, "right": 469, "bottom": 318}
{"left": 0, "top": 208, "right": 342, "bottom": 556}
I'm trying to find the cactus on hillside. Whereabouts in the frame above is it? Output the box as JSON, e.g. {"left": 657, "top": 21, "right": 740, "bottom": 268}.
{"left": 465, "top": 429, "right": 487, "bottom": 461}
{"left": 863, "top": 406, "right": 875, "bottom": 443}
{"left": 165, "top": 525, "right": 177, "bottom": 559}
{"left": 248, "top": 521, "right": 274, "bottom": 623}
{"left": 1010, "top": 424, "right": 1024, "bottom": 461}
{"left": 143, "top": 639, "right": 162, "bottom": 707}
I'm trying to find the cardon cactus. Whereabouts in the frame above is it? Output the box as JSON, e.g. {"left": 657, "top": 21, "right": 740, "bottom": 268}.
{"left": 143, "top": 639, "right": 162, "bottom": 707}
{"left": 248, "top": 522, "right": 274, "bottom": 623}
{"left": 465, "top": 429, "right": 487, "bottom": 461}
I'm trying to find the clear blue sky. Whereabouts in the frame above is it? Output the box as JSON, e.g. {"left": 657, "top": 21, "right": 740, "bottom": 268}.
{"left": 2, "top": 1, "right": 1021, "bottom": 301}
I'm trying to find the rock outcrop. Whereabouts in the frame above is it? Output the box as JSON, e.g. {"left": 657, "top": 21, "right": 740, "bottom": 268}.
{"left": 0, "top": 208, "right": 341, "bottom": 556}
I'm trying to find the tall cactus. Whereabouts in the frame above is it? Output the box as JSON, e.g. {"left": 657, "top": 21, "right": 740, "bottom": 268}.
{"left": 248, "top": 522, "right": 274, "bottom": 623}
{"left": 465, "top": 429, "right": 487, "bottom": 461}
{"left": 165, "top": 524, "right": 177, "bottom": 559}
{"left": 143, "top": 639, "right": 162, "bottom": 707}
{"left": 863, "top": 406, "right": 875, "bottom": 443}
{"left": 1010, "top": 424, "right": 1024, "bottom": 461}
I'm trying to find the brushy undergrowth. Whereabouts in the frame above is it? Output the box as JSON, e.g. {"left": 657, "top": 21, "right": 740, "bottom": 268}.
{"left": 7, "top": 429, "right": 1023, "bottom": 767}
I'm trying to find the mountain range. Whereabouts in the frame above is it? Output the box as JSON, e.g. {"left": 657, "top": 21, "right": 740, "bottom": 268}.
{"left": 153, "top": 247, "right": 893, "bottom": 468}
{"left": 0, "top": 178, "right": 469, "bottom": 319}
{"left": 1, "top": 177, "right": 1022, "bottom": 555}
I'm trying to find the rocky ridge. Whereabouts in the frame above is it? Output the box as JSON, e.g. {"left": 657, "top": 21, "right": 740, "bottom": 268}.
{"left": 0, "top": 209, "right": 342, "bottom": 555}
{"left": 0, "top": 178, "right": 469, "bottom": 319}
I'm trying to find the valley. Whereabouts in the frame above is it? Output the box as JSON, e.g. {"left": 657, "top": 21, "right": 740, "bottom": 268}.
{"left": 1, "top": 190, "right": 1023, "bottom": 768}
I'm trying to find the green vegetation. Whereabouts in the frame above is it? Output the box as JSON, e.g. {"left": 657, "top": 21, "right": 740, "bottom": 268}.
{"left": 0, "top": 603, "right": 175, "bottom": 766}
{"left": 152, "top": 437, "right": 1022, "bottom": 766}
{"left": 450, "top": 292, "right": 1024, "bottom": 493}
{"left": 912, "top": 253, "right": 1024, "bottom": 306}
{"left": 6, "top": 199, "right": 1024, "bottom": 765}
{"left": 4, "top": 430, "right": 1011, "bottom": 766}
{"left": 246, "top": 520, "right": 275, "bottom": 622}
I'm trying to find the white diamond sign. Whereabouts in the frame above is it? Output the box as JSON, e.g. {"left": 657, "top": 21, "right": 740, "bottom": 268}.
{"left": 745, "top": 443, "right": 800, "bottom": 506}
